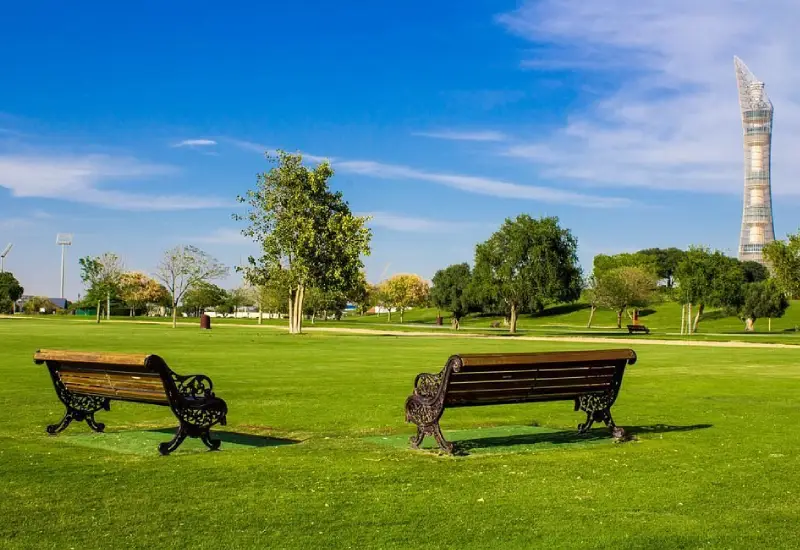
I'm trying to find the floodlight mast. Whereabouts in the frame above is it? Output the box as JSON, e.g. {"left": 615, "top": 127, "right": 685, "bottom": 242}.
{"left": 56, "top": 234, "right": 73, "bottom": 299}
{"left": 0, "top": 243, "right": 12, "bottom": 273}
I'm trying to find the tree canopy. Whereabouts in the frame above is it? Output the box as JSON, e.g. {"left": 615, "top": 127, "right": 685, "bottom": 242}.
{"left": 236, "top": 151, "right": 372, "bottom": 334}
{"left": 182, "top": 281, "right": 228, "bottom": 316}
{"left": 378, "top": 274, "right": 429, "bottom": 323}
{"left": 764, "top": 232, "right": 800, "bottom": 298}
{"left": 430, "top": 263, "right": 474, "bottom": 329}
{"left": 636, "top": 248, "right": 686, "bottom": 287}
{"left": 471, "top": 215, "right": 582, "bottom": 334}
{"left": 739, "top": 280, "right": 789, "bottom": 331}
{"left": 118, "top": 272, "right": 168, "bottom": 316}
{"left": 0, "top": 272, "right": 24, "bottom": 314}
{"left": 591, "top": 266, "right": 658, "bottom": 328}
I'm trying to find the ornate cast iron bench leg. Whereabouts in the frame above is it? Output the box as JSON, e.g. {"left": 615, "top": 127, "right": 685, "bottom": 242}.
{"left": 160, "top": 401, "right": 227, "bottom": 455}
{"left": 47, "top": 389, "right": 110, "bottom": 435}
{"left": 575, "top": 393, "right": 625, "bottom": 440}
{"left": 159, "top": 425, "right": 188, "bottom": 455}
{"left": 405, "top": 396, "right": 453, "bottom": 455}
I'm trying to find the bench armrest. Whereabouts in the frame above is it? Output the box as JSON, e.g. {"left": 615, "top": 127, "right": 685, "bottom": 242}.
{"left": 173, "top": 374, "right": 215, "bottom": 399}
{"left": 413, "top": 371, "right": 444, "bottom": 398}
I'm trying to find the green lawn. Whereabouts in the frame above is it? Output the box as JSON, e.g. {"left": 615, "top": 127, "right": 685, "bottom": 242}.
{"left": 2, "top": 319, "right": 800, "bottom": 548}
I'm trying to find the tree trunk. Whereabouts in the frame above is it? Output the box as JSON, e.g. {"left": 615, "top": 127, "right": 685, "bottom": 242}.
{"left": 172, "top": 302, "right": 178, "bottom": 328}
{"left": 769, "top": 317, "right": 772, "bottom": 332}
{"left": 680, "top": 304, "right": 686, "bottom": 335}
{"left": 107, "top": 293, "right": 111, "bottom": 320}
{"left": 258, "top": 304, "right": 263, "bottom": 325}
{"left": 289, "top": 285, "right": 305, "bottom": 334}
{"left": 453, "top": 317, "right": 460, "bottom": 330}
{"left": 387, "top": 308, "right": 391, "bottom": 322}
{"left": 587, "top": 305, "right": 596, "bottom": 328}
{"left": 745, "top": 318, "right": 755, "bottom": 332}
{"left": 692, "top": 303, "right": 705, "bottom": 333}
{"left": 400, "top": 307, "right": 404, "bottom": 323}
{"left": 687, "top": 303, "right": 693, "bottom": 334}
{"left": 616, "top": 308, "right": 624, "bottom": 329}
{"left": 509, "top": 303, "right": 518, "bottom": 334}
{"left": 96, "top": 301, "right": 101, "bottom": 324}
{"left": 311, "top": 313, "right": 316, "bottom": 325}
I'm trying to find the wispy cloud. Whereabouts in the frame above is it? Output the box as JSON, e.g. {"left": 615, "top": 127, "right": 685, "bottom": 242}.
{"left": 0, "top": 154, "right": 230, "bottom": 211}
{"left": 496, "top": 0, "right": 800, "bottom": 196}
{"left": 412, "top": 130, "right": 509, "bottom": 142}
{"left": 336, "top": 159, "right": 631, "bottom": 208}
{"left": 173, "top": 139, "right": 217, "bottom": 148}
{"left": 357, "top": 212, "right": 490, "bottom": 233}
{"left": 224, "top": 138, "right": 332, "bottom": 163}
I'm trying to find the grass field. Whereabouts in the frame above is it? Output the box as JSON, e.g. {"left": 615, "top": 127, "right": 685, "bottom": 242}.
{"left": 2, "top": 318, "right": 800, "bottom": 548}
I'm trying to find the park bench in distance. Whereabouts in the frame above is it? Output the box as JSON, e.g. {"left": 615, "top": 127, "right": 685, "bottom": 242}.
{"left": 627, "top": 324, "right": 650, "bottom": 334}
{"left": 404, "top": 349, "right": 636, "bottom": 454}
{"left": 33, "top": 350, "right": 228, "bottom": 455}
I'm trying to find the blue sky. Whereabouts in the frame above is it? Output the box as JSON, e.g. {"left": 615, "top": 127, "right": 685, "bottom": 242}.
{"left": 2, "top": 0, "right": 800, "bottom": 299}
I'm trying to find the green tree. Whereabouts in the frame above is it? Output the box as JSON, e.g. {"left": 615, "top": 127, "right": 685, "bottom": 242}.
{"left": 0, "top": 272, "right": 24, "bottom": 314}
{"left": 78, "top": 253, "right": 124, "bottom": 322}
{"left": 593, "top": 252, "right": 659, "bottom": 277}
{"left": 592, "top": 266, "right": 658, "bottom": 328}
{"left": 739, "top": 280, "right": 789, "bottom": 331}
{"left": 764, "top": 233, "right": 800, "bottom": 298}
{"left": 430, "top": 263, "right": 474, "bottom": 329}
{"left": 378, "top": 274, "right": 429, "bottom": 323}
{"left": 156, "top": 245, "right": 229, "bottom": 327}
{"left": 675, "top": 247, "right": 746, "bottom": 333}
{"left": 118, "top": 272, "right": 168, "bottom": 317}
{"left": 472, "top": 215, "right": 582, "bottom": 334}
{"left": 236, "top": 151, "right": 372, "bottom": 334}
{"left": 637, "top": 248, "right": 686, "bottom": 287}
{"left": 23, "top": 296, "right": 59, "bottom": 315}
{"left": 182, "top": 281, "right": 228, "bottom": 317}
{"left": 741, "top": 261, "right": 769, "bottom": 283}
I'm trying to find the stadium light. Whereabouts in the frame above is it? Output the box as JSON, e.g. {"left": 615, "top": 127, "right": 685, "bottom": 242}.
{"left": 56, "top": 233, "right": 73, "bottom": 299}
{"left": 0, "top": 243, "right": 12, "bottom": 273}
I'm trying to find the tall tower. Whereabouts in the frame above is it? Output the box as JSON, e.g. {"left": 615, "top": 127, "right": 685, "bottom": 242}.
{"left": 734, "top": 56, "right": 775, "bottom": 264}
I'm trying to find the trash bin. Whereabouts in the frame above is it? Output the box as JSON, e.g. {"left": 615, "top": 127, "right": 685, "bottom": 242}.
{"left": 200, "top": 314, "right": 211, "bottom": 330}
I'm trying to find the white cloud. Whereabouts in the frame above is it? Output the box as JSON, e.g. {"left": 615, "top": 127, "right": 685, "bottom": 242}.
{"left": 0, "top": 154, "right": 229, "bottom": 211}
{"left": 413, "top": 130, "right": 509, "bottom": 142}
{"left": 497, "top": 0, "right": 800, "bottom": 196}
{"left": 336, "top": 159, "right": 632, "bottom": 208}
{"left": 173, "top": 139, "right": 217, "bottom": 147}
{"left": 357, "top": 212, "right": 489, "bottom": 233}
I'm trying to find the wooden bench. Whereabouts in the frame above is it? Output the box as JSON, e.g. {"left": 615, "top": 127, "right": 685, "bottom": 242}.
{"left": 627, "top": 324, "right": 650, "bottom": 334}
{"left": 34, "top": 350, "right": 228, "bottom": 455}
{"left": 404, "top": 349, "right": 636, "bottom": 453}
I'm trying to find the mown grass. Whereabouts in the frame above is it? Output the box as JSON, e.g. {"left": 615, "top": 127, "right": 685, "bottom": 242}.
{"left": 2, "top": 319, "right": 800, "bottom": 548}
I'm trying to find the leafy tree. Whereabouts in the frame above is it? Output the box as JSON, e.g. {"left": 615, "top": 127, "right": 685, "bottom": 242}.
{"left": 235, "top": 151, "right": 372, "bottom": 334}
{"left": 764, "top": 233, "right": 800, "bottom": 298}
{"left": 741, "top": 261, "right": 769, "bottom": 283}
{"left": 593, "top": 252, "right": 658, "bottom": 277}
{"left": 78, "top": 253, "right": 124, "bottom": 322}
{"left": 23, "top": 296, "right": 59, "bottom": 315}
{"left": 0, "top": 272, "right": 24, "bottom": 314}
{"left": 378, "top": 274, "right": 429, "bottom": 323}
{"left": 303, "top": 287, "right": 348, "bottom": 321}
{"left": 225, "top": 286, "right": 254, "bottom": 317}
{"left": 430, "top": 263, "right": 474, "bottom": 329}
{"left": 156, "top": 245, "right": 229, "bottom": 328}
{"left": 182, "top": 281, "right": 228, "bottom": 317}
{"left": 675, "top": 247, "right": 746, "bottom": 332}
{"left": 739, "top": 280, "right": 789, "bottom": 331}
{"left": 471, "top": 215, "right": 582, "bottom": 334}
{"left": 118, "top": 272, "right": 168, "bottom": 317}
{"left": 592, "top": 266, "right": 658, "bottom": 328}
{"left": 637, "top": 248, "right": 686, "bottom": 287}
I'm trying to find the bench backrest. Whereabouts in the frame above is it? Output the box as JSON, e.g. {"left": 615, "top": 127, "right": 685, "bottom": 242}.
{"left": 34, "top": 350, "right": 171, "bottom": 405}
{"left": 443, "top": 349, "right": 636, "bottom": 407}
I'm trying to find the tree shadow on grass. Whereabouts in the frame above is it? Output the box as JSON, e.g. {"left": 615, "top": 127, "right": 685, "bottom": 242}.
{"left": 148, "top": 428, "right": 300, "bottom": 448}
{"left": 453, "top": 423, "right": 712, "bottom": 456}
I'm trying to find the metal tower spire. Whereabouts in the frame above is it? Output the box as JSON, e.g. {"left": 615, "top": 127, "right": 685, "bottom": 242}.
{"left": 734, "top": 56, "right": 775, "bottom": 264}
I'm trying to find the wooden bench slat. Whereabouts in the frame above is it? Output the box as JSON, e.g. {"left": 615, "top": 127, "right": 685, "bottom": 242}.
{"left": 457, "top": 349, "right": 635, "bottom": 369}
{"left": 449, "top": 366, "right": 616, "bottom": 383}
{"left": 455, "top": 360, "right": 627, "bottom": 374}
{"left": 448, "top": 376, "right": 613, "bottom": 392}
{"left": 34, "top": 349, "right": 150, "bottom": 367}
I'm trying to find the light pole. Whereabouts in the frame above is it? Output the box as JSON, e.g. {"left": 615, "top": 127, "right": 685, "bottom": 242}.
{"left": 0, "top": 243, "right": 11, "bottom": 273}
{"left": 56, "top": 234, "right": 73, "bottom": 299}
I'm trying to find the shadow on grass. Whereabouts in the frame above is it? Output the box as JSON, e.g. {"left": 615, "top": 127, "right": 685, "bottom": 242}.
{"left": 453, "top": 423, "right": 712, "bottom": 455}
{"left": 148, "top": 428, "right": 300, "bottom": 448}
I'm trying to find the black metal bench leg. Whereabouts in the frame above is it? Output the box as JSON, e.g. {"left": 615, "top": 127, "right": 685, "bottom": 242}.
{"left": 577, "top": 412, "right": 595, "bottom": 434}
{"left": 85, "top": 413, "right": 105, "bottom": 433}
{"left": 47, "top": 411, "right": 75, "bottom": 434}
{"left": 602, "top": 410, "right": 626, "bottom": 439}
{"left": 431, "top": 423, "right": 454, "bottom": 455}
{"left": 409, "top": 425, "right": 426, "bottom": 449}
{"left": 200, "top": 430, "right": 221, "bottom": 451}
{"left": 159, "top": 425, "right": 188, "bottom": 455}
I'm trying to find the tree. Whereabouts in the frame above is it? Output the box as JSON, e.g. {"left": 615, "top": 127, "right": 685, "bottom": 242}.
{"left": 23, "top": 296, "right": 59, "bottom": 315}
{"left": 235, "top": 151, "right": 372, "bottom": 334}
{"left": 471, "top": 215, "right": 582, "bottom": 334}
{"left": 739, "top": 280, "right": 789, "bottom": 331}
{"left": 378, "top": 274, "right": 429, "bottom": 323}
{"left": 156, "top": 245, "right": 229, "bottom": 328}
{"left": 0, "top": 272, "right": 24, "bottom": 314}
{"left": 674, "top": 247, "right": 746, "bottom": 333}
{"left": 224, "top": 286, "right": 254, "bottom": 317}
{"left": 741, "top": 261, "right": 769, "bottom": 283}
{"left": 78, "top": 253, "right": 124, "bottom": 322}
{"left": 593, "top": 252, "right": 659, "bottom": 277}
{"left": 182, "top": 281, "right": 228, "bottom": 317}
{"left": 430, "top": 263, "right": 474, "bottom": 329}
{"left": 118, "top": 272, "right": 168, "bottom": 317}
{"left": 592, "top": 266, "right": 658, "bottom": 328}
{"left": 764, "top": 232, "right": 800, "bottom": 298}
{"left": 637, "top": 248, "right": 686, "bottom": 287}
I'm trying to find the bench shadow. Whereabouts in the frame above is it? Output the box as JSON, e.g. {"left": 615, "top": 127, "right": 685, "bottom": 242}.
{"left": 453, "top": 423, "right": 712, "bottom": 455}
{"left": 148, "top": 428, "right": 300, "bottom": 448}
